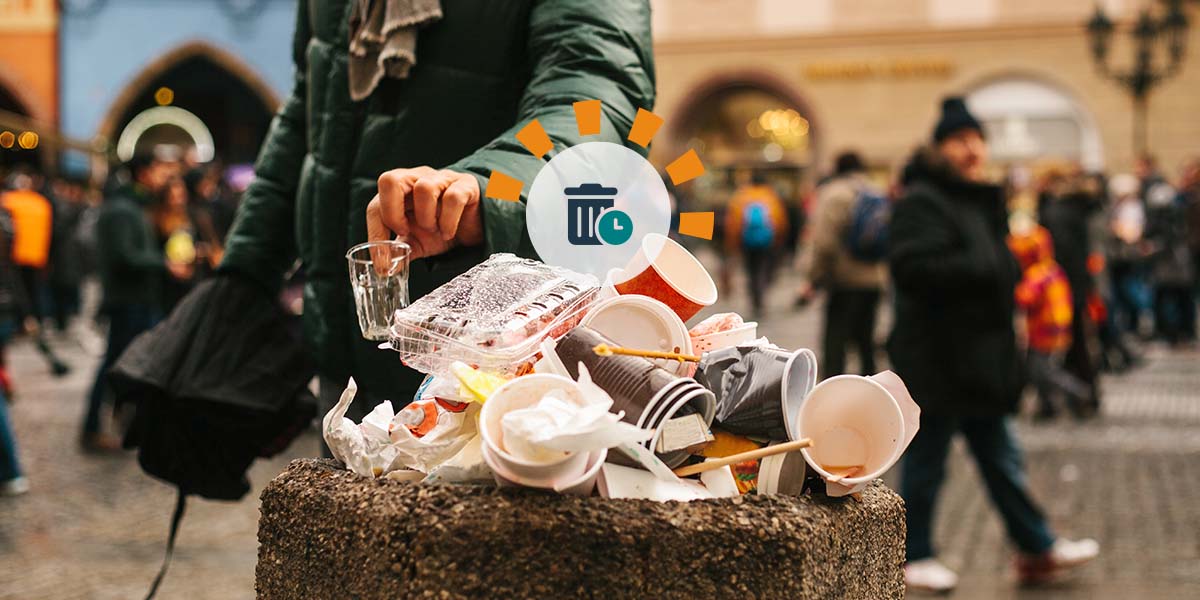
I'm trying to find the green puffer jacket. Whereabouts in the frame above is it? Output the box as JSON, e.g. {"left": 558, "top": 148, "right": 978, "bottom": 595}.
{"left": 220, "top": 0, "right": 655, "bottom": 402}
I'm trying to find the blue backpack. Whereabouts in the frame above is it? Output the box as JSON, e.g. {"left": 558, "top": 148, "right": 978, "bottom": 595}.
{"left": 741, "top": 201, "right": 776, "bottom": 250}
{"left": 844, "top": 189, "right": 890, "bottom": 262}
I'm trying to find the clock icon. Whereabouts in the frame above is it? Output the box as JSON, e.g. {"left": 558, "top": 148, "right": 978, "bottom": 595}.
{"left": 596, "top": 208, "right": 633, "bottom": 246}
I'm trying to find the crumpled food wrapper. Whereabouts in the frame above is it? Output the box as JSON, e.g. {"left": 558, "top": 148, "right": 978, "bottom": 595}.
{"left": 688, "top": 312, "right": 745, "bottom": 337}
{"left": 499, "top": 365, "right": 651, "bottom": 461}
{"left": 322, "top": 377, "right": 478, "bottom": 478}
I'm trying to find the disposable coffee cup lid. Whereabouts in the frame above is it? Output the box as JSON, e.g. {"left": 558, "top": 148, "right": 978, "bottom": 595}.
{"left": 582, "top": 295, "right": 693, "bottom": 376}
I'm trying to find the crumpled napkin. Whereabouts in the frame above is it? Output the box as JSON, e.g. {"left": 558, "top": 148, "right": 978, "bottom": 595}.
{"left": 322, "top": 377, "right": 477, "bottom": 477}
{"left": 322, "top": 379, "right": 399, "bottom": 477}
{"left": 500, "top": 365, "right": 651, "bottom": 462}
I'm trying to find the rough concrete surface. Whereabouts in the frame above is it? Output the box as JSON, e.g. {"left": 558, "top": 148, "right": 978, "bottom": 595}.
{"left": 256, "top": 459, "right": 905, "bottom": 599}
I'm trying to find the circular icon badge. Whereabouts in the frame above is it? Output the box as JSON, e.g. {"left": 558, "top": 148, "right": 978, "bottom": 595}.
{"left": 597, "top": 209, "right": 634, "bottom": 246}
{"left": 526, "top": 142, "right": 670, "bottom": 278}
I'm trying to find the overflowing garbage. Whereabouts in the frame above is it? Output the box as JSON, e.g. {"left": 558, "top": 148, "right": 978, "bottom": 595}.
{"left": 329, "top": 236, "right": 921, "bottom": 501}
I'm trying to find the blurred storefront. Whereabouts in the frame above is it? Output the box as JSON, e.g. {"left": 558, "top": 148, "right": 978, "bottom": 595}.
{"left": 56, "top": 0, "right": 296, "bottom": 176}
{"left": 651, "top": 0, "right": 1200, "bottom": 204}
{"left": 0, "top": 0, "right": 58, "bottom": 170}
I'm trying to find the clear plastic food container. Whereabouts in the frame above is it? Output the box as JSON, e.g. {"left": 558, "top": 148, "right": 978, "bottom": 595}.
{"left": 387, "top": 254, "right": 600, "bottom": 375}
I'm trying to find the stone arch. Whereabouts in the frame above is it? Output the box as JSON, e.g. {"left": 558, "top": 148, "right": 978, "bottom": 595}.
{"left": 96, "top": 40, "right": 281, "bottom": 143}
{"left": 953, "top": 69, "right": 1105, "bottom": 170}
{"left": 665, "top": 69, "right": 824, "bottom": 166}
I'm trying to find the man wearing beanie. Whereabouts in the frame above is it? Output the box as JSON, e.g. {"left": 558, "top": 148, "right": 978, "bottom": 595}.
{"left": 888, "top": 97, "right": 1099, "bottom": 592}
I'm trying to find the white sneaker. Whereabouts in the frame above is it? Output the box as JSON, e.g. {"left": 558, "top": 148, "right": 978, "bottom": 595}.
{"left": 1, "top": 476, "right": 29, "bottom": 496}
{"left": 905, "top": 558, "right": 958, "bottom": 594}
{"left": 1017, "top": 538, "right": 1099, "bottom": 584}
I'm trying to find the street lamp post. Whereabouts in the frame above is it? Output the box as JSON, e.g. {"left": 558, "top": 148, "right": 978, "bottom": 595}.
{"left": 1086, "top": 0, "right": 1192, "bottom": 155}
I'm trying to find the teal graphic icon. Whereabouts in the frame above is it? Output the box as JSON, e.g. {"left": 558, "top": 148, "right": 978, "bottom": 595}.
{"left": 597, "top": 209, "right": 633, "bottom": 245}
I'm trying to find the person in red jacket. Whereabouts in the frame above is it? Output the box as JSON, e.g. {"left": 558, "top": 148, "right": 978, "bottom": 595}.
{"left": 1008, "top": 219, "right": 1091, "bottom": 419}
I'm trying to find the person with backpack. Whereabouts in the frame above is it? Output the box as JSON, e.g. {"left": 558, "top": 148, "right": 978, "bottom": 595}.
{"left": 723, "top": 171, "right": 789, "bottom": 317}
{"left": 798, "top": 151, "right": 887, "bottom": 377}
{"left": 890, "top": 97, "right": 1098, "bottom": 593}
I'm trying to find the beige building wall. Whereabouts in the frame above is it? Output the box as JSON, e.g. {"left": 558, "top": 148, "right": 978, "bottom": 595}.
{"left": 650, "top": 0, "right": 1200, "bottom": 177}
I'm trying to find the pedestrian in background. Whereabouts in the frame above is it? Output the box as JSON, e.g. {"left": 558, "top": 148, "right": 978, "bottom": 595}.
{"left": 1180, "top": 159, "right": 1200, "bottom": 302}
{"left": 889, "top": 97, "right": 1098, "bottom": 593}
{"left": 1105, "top": 174, "right": 1153, "bottom": 337}
{"left": 81, "top": 155, "right": 187, "bottom": 451}
{"left": 0, "top": 170, "right": 69, "bottom": 377}
{"left": 1008, "top": 218, "right": 1092, "bottom": 419}
{"left": 153, "top": 177, "right": 200, "bottom": 312}
{"left": 1144, "top": 178, "right": 1195, "bottom": 344}
{"left": 0, "top": 202, "right": 29, "bottom": 496}
{"left": 1039, "top": 165, "right": 1103, "bottom": 417}
{"left": 798, "top": 151, "right": 887, "bottom": 377}
{"left": 47, "top": 178, "right": 88, "bottom": 334}
{"left": 724, "top": 170, "right": 789, "bottom": 317}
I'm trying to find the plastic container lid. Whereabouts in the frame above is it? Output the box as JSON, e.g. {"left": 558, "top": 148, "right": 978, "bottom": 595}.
{"left": 387, "top": 254, "right": 599, "bottom": 375}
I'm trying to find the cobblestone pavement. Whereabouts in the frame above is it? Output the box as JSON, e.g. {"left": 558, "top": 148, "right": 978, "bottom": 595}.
{"left": 0, "top": 267, "right": 1197, "bottom": 599}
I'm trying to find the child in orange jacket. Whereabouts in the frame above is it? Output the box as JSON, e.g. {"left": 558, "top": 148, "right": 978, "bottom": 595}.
{"left": 1008, "top": 223, "right": 1092, "bottom": 419}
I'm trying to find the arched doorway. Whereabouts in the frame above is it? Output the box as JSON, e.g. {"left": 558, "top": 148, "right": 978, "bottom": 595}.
{"left": 668, "top": 75, "right": 818, "bottom": 213}
{"left": 966, "top": 76, "right": 1104, "bottom": 171}
{"left": 101, "top": 43, "right": 279, "bottom": 166}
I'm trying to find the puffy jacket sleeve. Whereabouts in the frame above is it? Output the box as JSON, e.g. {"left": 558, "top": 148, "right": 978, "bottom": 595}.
{"left": 888, "top": 188, "right": 1000, "bottom": 297}
{"left": 446, "top": 0, "right": 656, "bottom": 259}
{"left": 218, "top": 3, "right": 311, "bottom": 292}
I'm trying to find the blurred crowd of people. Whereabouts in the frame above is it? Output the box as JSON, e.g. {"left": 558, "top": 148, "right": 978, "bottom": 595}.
{"left": 713, "top": 97, "right": 1199, "bottom": 593}
{"left": 0, "top": 154, "right": 243, "bottom": 491}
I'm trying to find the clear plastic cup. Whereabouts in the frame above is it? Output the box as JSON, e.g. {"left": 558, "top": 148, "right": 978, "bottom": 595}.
{"left": 347, "top": 240, "right": 411, "bottom": 341}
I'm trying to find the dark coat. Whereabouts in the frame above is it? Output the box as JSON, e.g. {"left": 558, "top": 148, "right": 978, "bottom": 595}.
{"left": 887, "top": 149, "right": 1023, "bottom": 418}
{"left": 0, "top": 206, "right": 28, "bottom": 318}
{"left": 97, "top": 184, "right": 164, "bottom": 311}
{"left": 1041, "top": 190, "right": 1099, "bottom": 308}
{"left": 219, "top": 0, "right": 655, "bottom": 401}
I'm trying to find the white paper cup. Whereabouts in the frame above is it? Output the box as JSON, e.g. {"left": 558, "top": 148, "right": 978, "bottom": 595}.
{"left": 480, "top": 374, "right": 591, "bottom": 486}
{"left": 552, "top": 448, "right": 608, "bottom": 496}
{"left": 756, "top": 448, "right": 807, "bottom": 496}
{"left": 690, "top": 322, "right": 758, "bottom": 354}
{"left": 581, "top": 295, "right": 694, "bottom": 376}
{"left": 635, "top": 377, "right": 694, "bottom": 429}
{"left": 597, "top": 463, "right": 714, "bottom": 501}
{"left": 699, "top": 464, "right": 740, "bottom": 498}
{"left": 796, "top": 375, "right": 905, "bottom": 497}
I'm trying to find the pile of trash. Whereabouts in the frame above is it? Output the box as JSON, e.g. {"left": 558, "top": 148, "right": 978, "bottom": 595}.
{"left": 327, "top": 234, "right": 920, "bottom": 501}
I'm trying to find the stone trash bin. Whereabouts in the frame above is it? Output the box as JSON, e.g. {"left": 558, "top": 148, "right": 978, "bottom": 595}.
{"left": 257, "top": 459, "right": 906, "bottom": 599}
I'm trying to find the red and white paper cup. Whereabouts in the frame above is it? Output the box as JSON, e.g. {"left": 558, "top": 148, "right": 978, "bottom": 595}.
{"left": 615, "top": 233, "right": 717, "bottom": 323}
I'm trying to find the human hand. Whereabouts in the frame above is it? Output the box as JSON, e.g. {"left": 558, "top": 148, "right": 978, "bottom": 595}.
{"left": 166, "top": 260, "right": 193, "bottom": 281}
{"left": 366, "top": 167, "right": 483, "bottom": 260}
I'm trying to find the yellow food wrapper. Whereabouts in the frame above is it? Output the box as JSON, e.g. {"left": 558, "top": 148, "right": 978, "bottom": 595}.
{"left": 450, "top": 361, "right": 510, "bottom": 403}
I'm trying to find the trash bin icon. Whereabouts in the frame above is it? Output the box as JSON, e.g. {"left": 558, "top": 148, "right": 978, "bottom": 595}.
{"left": 565, "top": 183, "right": 618, "bottom": 245}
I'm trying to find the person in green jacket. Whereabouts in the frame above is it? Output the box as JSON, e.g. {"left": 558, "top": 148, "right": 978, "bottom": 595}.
{"left": 83, "top": 154, "right": 190, "bottom": 450}
{"left": 218, "top": 0, "right": 656, "bottom": 416}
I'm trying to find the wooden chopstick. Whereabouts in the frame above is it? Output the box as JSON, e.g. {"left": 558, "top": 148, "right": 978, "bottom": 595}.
{"left": 672, "top": 438, "right": 813, "bottom": 477}
{"left": 593, "top": 343, "right": 701, "bottom": 363}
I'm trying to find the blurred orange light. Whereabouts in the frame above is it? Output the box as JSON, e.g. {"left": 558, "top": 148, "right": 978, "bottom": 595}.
{"left": 0, "top": 131, "right": 13, "bottom": 149}
{"left": 155, "top": 87, "right": 175, "bottom": 106}
{"left": 17, "top": 131, "right": 38, "bottom": 150}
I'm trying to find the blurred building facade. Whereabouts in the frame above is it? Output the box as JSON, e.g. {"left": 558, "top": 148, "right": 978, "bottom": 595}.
{"left": 0, "top": 0, "right": 58, "bottom": 169}
{"left": 650, "top": 0, "right": 1200, "bottom": 208}
{"left": 52, "top": 0, "right": 295, "bottom": 175}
